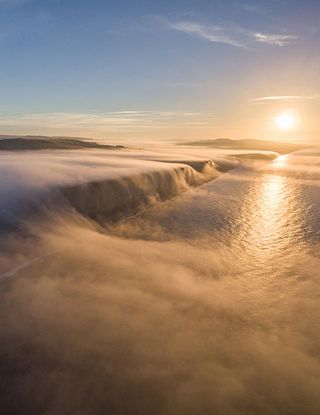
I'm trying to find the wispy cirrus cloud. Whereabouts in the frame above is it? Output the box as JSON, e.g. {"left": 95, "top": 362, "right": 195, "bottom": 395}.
{"left": 254, "top": 33, "right": 298, "bottom": 46}
{"left": 0, "top": 111, "right": 211, "bottom": 132}
{"left": 252, "top": 95, "right": 320, "bottom": 102}
{"left": 0, "top": 111, "right": 214, "bottom": 139}
{"left": 169, "top": 21, "right": 246, "bottom": 48}
{"left": 167, "top": 20, "right": 298, "bottom": 48}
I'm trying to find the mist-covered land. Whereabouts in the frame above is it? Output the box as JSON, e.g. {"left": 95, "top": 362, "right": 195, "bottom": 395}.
{"left": 0, "top": 137, "right": 319, "bottom": 415}
{"left": 0, "top": 136, "right": 125, "bottom": 151}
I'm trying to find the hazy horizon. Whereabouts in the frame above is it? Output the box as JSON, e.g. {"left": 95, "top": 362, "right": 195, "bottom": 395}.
{"left": 0, "top": 134, "right": 318, "bottom": 148}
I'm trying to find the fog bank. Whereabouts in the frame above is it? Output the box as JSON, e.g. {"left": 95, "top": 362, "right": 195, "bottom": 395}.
{"left": 0, "top": 148, "right": 235, "bottom": 230}
{"left": 0, "top": 148, "right": 319, "bottom": 415}
{"left": 0, "top": 219, "right": 319, "bottom": 415}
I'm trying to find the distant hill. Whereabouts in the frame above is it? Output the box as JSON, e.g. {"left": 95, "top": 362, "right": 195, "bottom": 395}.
{"left": 179, "top": 138, "right": 311, "bottom": 154}
{"left": 0, "top": 136, "right": 125, "bottom": 151}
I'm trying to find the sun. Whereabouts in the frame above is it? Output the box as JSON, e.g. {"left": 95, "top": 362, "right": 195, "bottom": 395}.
{"left": 275, "top": 112, "right": 298, "bottom": 131}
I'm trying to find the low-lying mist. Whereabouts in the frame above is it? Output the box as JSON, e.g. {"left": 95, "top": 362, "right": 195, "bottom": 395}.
{"left": 0, "top": 148, "right": 234, "bottom": 230}
{"left": 0, "top": 213, "right": 319, "bottom": 415}
{"left": 0, "top": 148, "right": 319, "bottom": 415}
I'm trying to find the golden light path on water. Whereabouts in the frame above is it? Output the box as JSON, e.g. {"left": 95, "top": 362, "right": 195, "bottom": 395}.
{"left": 126, "top": 150, "right": 317, "bottom": 283}
{"left": 233, "top": 157, "right": 307, "bottom": 278}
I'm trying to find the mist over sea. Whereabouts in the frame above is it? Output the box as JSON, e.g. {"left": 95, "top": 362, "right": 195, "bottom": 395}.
{"left": 0, "top": 147, "right": 319, "bottom": 415}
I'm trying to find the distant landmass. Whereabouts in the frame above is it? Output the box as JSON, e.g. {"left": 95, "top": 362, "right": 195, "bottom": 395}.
{"left": 0, "top": 136, "right": 125, "bottom": 151}
{"left": 180, "top": 138, "right": 312, "bottom": 154}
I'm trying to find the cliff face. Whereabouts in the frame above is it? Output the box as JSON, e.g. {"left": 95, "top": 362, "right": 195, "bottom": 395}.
{"left": 61, "top": 160, "right": 219, "bottom": 223}
{"left": 0, "top": 148, "right": 233, "bottom": 231}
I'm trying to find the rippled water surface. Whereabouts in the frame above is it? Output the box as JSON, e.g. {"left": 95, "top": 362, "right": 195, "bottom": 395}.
{"left": 126, "top": 150, "right": 320, "bottom": 266}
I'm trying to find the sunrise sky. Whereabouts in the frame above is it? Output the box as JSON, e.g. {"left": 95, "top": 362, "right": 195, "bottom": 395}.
{"left": 0, "top": 0, "right": 319, "bottom": 142}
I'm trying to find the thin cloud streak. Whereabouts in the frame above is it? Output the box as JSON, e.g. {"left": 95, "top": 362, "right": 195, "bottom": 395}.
{"left": 252, "top": 95, "right": 320, "bottom": 102}
{"left": 0, "top": 111, "right": 213, "bottom": 130}
{"left": 169, "top": 21, "right": 246, "bottom": 48}
{"left": 168, "top": 20, "right": 298, "bottom": 48}
{"left": 254, "top": 32, "right": 298, "bottom": 46}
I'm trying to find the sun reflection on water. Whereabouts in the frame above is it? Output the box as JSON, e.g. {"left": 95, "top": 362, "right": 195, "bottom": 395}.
{"left": 234, "top": 162, "right": 307, "bottom": 276}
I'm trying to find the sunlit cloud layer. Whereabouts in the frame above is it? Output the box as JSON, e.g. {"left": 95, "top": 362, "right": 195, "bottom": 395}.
{"left": 0, "top": 111, "right": 212, "bottom": 132}
{"left": 254, "top": 33, "right": 298, "bottom": 46}
{"left": 252, "top": 95, "right": 320, "bottom": 102}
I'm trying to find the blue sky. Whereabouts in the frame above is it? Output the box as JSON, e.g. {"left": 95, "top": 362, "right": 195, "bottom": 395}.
{"left": 0, "top": 0, "right": 319, "bottom": 142}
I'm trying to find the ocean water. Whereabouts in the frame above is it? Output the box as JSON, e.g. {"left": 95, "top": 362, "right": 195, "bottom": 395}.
{"left": 120, "top": 150, "right": 320, "bottom": 269}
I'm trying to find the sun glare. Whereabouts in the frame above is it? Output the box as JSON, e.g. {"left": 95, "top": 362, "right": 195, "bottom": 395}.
{"left": 275, "top": 112, "right": 298, "bottom": 131}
